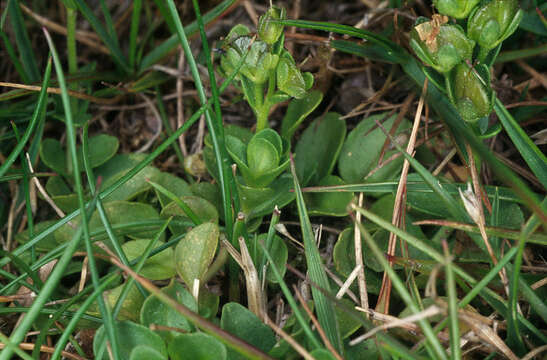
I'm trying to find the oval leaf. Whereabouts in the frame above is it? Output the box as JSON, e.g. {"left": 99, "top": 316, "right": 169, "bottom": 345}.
{"left": 168, "top": 333, "right": 227, "bottom": 360}
{"left": 174, "top": 222, "right": 219, "bottom": 289}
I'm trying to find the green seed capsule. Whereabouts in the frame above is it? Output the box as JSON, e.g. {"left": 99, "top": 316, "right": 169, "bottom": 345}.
{"left": 467, "top": 0, "right": 523, "bottom": 52}
{"left": 433, "top": 0, "right": 480, "bottom": 19}
{"left": 258, "top": 6, "right": 286, "bottom": 45}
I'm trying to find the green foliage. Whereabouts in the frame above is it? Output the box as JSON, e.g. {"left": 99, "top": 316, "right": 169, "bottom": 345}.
{"left": 140, "top": 280, "right": 197, "bottom": 341}
{"left": 168, "top": 333, "right": 227, "bottom": 360}
{"left": 174, "top": 222, "right": 219, "bottom": 289}
{"left": 338, "top": 112, "right": 409, "bottom": 183}
{"left": 93, "top": 321, "right": 167, "bottom": 360}
{"left": 220, "top": 302, "right": 276, "bottom": 359}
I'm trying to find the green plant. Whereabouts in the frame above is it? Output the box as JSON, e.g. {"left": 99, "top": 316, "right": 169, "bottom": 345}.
{"left": 219, "top": 10, "right": 314, "bottom": 131}
{"left": 411, "top": 0, "right": 522, "bottom": 125}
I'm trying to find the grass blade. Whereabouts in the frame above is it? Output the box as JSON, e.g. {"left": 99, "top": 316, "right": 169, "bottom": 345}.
{"left": 0, "top": 58, "right": 50, "bottom": 178}
{"left": 290, "top": 156, "right": 343, "bottom": 354}
{"left": 139, "top": 0, "right": 237, "bottom": 71}
{"left": 165, "top": 0, "right": 235, "bottom": 242}
{"left": 42, "top": 28, "right": 121, "bottom": 360}
{"left": 494, "top": 98, "right": 547, "bottom": 189}
{"left": 70, "top": 0, "right": 129, "bottom": 72}
{"left": 7, "top": 0, "right": 40, "bottom": 82}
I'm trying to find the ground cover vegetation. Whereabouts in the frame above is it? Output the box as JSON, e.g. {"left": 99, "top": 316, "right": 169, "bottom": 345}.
{"left": 0, "top": 0, "right": 546, "bottom": 359}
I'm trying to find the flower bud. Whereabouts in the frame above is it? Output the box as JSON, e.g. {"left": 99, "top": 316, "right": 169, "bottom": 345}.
{"left": 258, "top": 6, "right": 286, "bottom": 45}
{"left": 451, "top": 63, "right": 493, "bottom": 122}
{"left": 410, "top": 16, "right": 475, "bottom": 73}
{"left": 433, "top": 0, "right": 480, "bottom": 19}
{"left": 467, "top": 0, "right": 523, "bottom": 52}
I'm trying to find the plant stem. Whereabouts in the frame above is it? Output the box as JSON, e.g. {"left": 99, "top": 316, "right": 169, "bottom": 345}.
{"left": 66, "top": 7, "right": 77, "bottom": 74}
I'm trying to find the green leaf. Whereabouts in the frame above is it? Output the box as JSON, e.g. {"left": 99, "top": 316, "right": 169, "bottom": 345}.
{"left": 338, "top": 112, "right": 409, "bottom": 184}
{"left": 122, "top": 239, "right": 175, "bottom": 280}
{"left": 494, "top": 98, "right": 547, "bottom": 190}
{"left": 150, "top": 171, "right": 192, "bottom": 208}
{"left": 45, "top": 176, "right": 72, "bottom": 196}
{"left": 295, "top": 112, "right": 346, "bottom": 185}
{"left": 87, "top": 282, "right": 145, "bottom": 323}
{"left": 290, "top": 159, "right": 343, "bottom": 353}
{"left": 40, "top": 138, "right": 68, "bottom": 175}
{"left": 220, "top": 302, "right": 276, "bottom": 360}
{"left": 140, "top": 280, "right": 197, "bottom": 342}
{"left": 281, "top": 90, "right": 323, "bottom": 140}
{"left": 76, "top": 134, "right": 119, "bottom": 168}
{"left": 241, "top": 173, "right": 295, "bottom": 219}
{"left": 247, "top": 138, "right": 279, "bottom": 178}
{"left": 332, "top": 228, "right": 381, "bottom": 294}
{"left": 54, "top": 200, "right": 164, "bottom": 245}
{"left": 93, "top": 321, "right": 167, "bottom": 360}
{"left": 306, "top": 175, "right": 353, "bottom": 217}
{"left": 130, "top": 345, "right": 167, "bottom": 360}
{"left": 276, "top": 57, "right": 307, "bottom": 99}
{"left": 249, "top": 233, "right": 288, "bottom": 283}
{"left": 168, "top": 333, "right": 227, "bottom": 360}
{"left": 95, "top": 154, "right": 162, "bottom": 202}
{"left": 174, "top": 222, "right": 219, "bottom": 289}
{"left": 161, "top": 196, "right": 218, "bottom": 236}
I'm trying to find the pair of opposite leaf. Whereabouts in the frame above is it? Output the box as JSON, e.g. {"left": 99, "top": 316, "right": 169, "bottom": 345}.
{"left": 226, "top": 128, "right": 289, "bottom": 189}
{"left": 411, "top": 0, "right": 522, "bottom": 123}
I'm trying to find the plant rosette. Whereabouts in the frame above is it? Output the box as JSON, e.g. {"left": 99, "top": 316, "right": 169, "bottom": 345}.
{"left": 226, "top": 128, "right": 289, "bottom": 189}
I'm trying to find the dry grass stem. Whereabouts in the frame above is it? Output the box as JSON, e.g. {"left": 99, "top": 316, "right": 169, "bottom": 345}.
{"left": 350, "top": 305, "right": 441, "bottom": 345}
{"left": 0, "top": 342, "right": 86, "bottom": 360}
{"left": 353, "top": 192, "right": 369, "bottom": 314}
{"left": 376, "top": 78, "right": 428, "bottom": 314}
{"left": 264, "top": 316, "right": 315, "bottom": 360}
{"left": 0, "top": 82, "right": 123, "bottom": 105}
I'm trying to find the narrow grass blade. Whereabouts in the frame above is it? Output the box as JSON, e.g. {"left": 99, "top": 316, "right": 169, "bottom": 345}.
{"left": 7, "top": 0, "right": 39, "bottom": 82}
{"left": 165, "top": 0, "right": 235, "bottom": 242}
{"left": 43, "top": 28, "right": 120, "bottom": 360}
{"left": 70, "top": 0, "right": 129, "bottom": 72}
{"left": 443, "top": 242, "right": 461, "bottom": 360}
{"left": 258, "top": 239, "right": 323, "bottom": 350}
{"left": 494, "top": 98, "right": 547, "bottom": 189}
{"left": 139, "top": 0, "right": 237, "bottom": 71}
{"left": 0, "top": 31, "right": 29, "bottom": 83}
{"left": 353, "top": 218, "right": 448, "bottom": 360}
{"left": 0, "top": 58, "right": 50, "bottom": 178}
{"left": 353, "top": 205, "right": 547, "bottom": 345}
{"left": 278, "top": 19, "right": 407, "bottom": 64}
{"left": 0, "top": 194, "right": 98, "bottom": 360}
{"left": 147, "top": 179, "right": 202, "bottom": 225}
{"left": 129, "top": 0, "right": 143, "bottom": 69}
{"left": 507, "top": 198, "right": 547, "bottom": 353}
{"left": 0, "top": 46, "right": 250, "bottom": 268}
{"left": 290, "top": 157, "right": 343, "bottom": 354}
